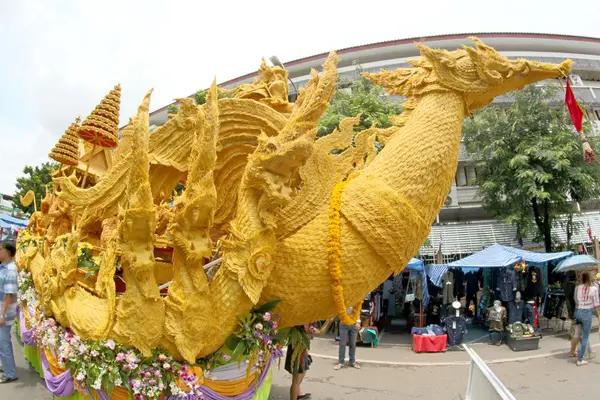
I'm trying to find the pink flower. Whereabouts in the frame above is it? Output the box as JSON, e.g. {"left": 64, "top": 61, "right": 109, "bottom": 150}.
{"left": 255, "top": 323, "right": 263, "bottom": 331}
{"left": 154, "top": 370, "right": 162, "bottom": 378}
{"left": 157, "top": 354, "right": 168, "bottom": 362}
{"left": 144, "top": 371, "right": 152, "bottom": 379}
{"left": 104, "top": 339, "right": 115, "bottom": 350}
{"left": 78, "top": 344, "right": 87, "bottom": 354}
{"left": 263, "top": 312, "right": 271, "bottom": 322}
{"left": 163, "top": 363, "right": 171, "bottom": 370}
{"left": 222, "top": 354, "right": 231, "bottom": 362}
{"left": 272, "top": 321, "right": 278, "bottom": 329}
{"left": 149, "top": 379, "right": 156, "bottom": 385}
{"left": 126, "top": 353, "right": 139, "bottom": 364}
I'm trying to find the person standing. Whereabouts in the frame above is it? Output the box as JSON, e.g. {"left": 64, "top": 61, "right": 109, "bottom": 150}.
{"left": 574, "top": 271, "right": 600, "bottom": 366}
{"left": 286, "top": 319, "right": 334, "bottom": 400}
{"left": 0, "top": 241, "right": 18, "bottom": 383}
{"left": 334, "top": 308, "right": 361, "bottom": 370}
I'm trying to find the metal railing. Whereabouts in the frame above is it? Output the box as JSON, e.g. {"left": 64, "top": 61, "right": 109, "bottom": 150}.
{"left": 463, "top": 344, "right": 516, "bottom": 400}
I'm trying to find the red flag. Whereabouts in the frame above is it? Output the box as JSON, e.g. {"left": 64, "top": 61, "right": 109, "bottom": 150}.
{"left": 588, "top": 223, "right": 594, "bottom": 241}
{"left": 565, "top": 79, "right": 584, "bottom": 132}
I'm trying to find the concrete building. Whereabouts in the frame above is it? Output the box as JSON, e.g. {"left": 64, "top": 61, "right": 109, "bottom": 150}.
{"left": 148, "top": 33, "right": 600, "bottom": 262}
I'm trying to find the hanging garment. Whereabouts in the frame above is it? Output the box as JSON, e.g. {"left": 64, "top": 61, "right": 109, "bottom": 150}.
{"left": 465, "top": 271, "right": 479, "bottom": 294}
{"left": 442, "top": 270, "right": 455, "bottom": 305}
{"left": 444, "top": 315, "right": 467, "bottom": 346}
{"left": 453, "top": 269, "right": 465, "bottom": 300}
{"left": 542, "top": 289, "right": 565, "bottom": 320}
{"left": 387, "top": 291, "right": 396, "bottom": 317}
{"left": 508, "top": 300, "right": 526, "bottom": 324}
{"left": 426, "top": 297, "right": 443, "bottom": 325}
{"left": 497, "top": 268, "right": 517, "bottom": 303}
{"left": 515, "top": 269, "right": 528, "bottom": 292}
{"left": 525, "top": 266, "right": 544, "bottom": 301}
{"left": 383, "top": 280, "right": 393, "bottom": 300}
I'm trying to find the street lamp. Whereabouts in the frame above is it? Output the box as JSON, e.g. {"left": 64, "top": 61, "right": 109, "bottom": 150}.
{"left": 269, "top": 55, "right": 299, "bottom": 102}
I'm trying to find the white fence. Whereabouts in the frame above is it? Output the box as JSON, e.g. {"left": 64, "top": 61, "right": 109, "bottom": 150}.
{"left": 464, "top": 344, "right": 515, "bottom": 400}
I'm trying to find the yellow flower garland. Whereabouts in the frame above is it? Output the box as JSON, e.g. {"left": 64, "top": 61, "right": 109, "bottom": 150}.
{"left": 328, "top": 177, "right": 362, "bottom": 326}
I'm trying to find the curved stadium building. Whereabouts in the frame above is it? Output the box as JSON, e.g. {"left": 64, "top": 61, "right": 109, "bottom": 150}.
{"left": 149, "top": 33, "right": 600, "bottom": 263}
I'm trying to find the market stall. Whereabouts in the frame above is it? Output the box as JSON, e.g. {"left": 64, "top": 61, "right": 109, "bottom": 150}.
{"left": 448, "top": 244, "right": 573, "bottom": 348}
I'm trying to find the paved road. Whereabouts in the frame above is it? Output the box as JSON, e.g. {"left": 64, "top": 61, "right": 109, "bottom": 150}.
{"left": 3, "top": 337, "right": 599, "bottom": 400}
{"left": 268, "top": 353, "right": 600, "bottom": 399}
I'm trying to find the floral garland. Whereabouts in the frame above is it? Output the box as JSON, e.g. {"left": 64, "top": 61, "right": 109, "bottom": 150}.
{"left": 327, "top": 178, "right": 362, "bottom": 326}
{"left": 17, "top": 267, "right": 283, "bottom": 400}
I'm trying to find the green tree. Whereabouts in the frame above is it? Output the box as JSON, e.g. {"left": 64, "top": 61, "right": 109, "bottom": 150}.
{"left": 13, "top": 162, "right": 58, "bottom": 213}
{"left": 463, "top": 84, "right": 600, "bottom": 252}
{"left": 318, "top": 65, "right": 403, "bottom": 137}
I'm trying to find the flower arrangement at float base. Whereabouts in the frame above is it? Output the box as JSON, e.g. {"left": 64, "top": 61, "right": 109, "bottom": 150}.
{"left": 17, "top": 228, "right": 43, "bottom": 250}
{"left": 17, "top": 266, "right": 283, "bottom": 399}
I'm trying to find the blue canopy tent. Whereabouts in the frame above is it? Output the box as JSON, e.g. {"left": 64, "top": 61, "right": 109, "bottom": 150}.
{"left": 0, "top": 214, "right": 28, "bottom": 228}
{"left": 448, "top": 244, "right": 572, "bottom": 269}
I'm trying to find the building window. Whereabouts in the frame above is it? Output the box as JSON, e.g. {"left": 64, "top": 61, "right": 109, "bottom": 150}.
{"left": 456, "top": 166, "right": 467, "bottom": 187}
{"left": 465, "top": 165, "right": 477, "bottom": 186}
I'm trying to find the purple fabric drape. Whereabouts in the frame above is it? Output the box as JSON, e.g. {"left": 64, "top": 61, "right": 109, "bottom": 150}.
{"left": 19, "top": 309, "right": 35, "bottom": 346}
{"left": 40, "top": 349, "right": 76, "bottom": 398}
{"left": 165, "top": 358, "right": 273, "bottom": 400}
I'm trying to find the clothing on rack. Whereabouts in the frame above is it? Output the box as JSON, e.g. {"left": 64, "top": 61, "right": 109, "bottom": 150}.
{"left": 387, "top": 291, "right": 396, "bottom": 317}
{"left": 525, "top": 266, "right": 544, "bottom": 301}
{"left": 497, "top": 268, "right": 517, "bottom": 303}
{"left": 426, "top": 297, "right": 443, "bottom": 325}
{"left": 453, "top": 268, "right": 465, "bottom": 300}
{"left": 542, "top": 289, "right": 565, "bottom": 320}
{"left": 442, "top": 270, "right": 455, "bottom": 305}
{"left": 444, "top": 315, "right": 467, "bottom": 346}
{"left": 383, "top": 280, "right": 393, "bottom": 300}
{"left": 515, "top": 269, "right": 528, "bottom": 292}
{"left": 465, "top": 271, "right": 479, "bottom": 294}
{"left": 507, "top": 300, "right": 526, "bottom": 324}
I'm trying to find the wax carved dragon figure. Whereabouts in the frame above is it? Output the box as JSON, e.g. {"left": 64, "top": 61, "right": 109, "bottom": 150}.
{"left": 17, "top": 38, "right": 571, "bottom": 363}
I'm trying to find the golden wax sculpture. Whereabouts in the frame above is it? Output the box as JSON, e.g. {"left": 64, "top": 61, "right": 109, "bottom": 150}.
{"left": 17, "top": 38, "right": 572, "bottom": 362}
{"left": 49, "top": 117, "right": 81, "bottom": 166}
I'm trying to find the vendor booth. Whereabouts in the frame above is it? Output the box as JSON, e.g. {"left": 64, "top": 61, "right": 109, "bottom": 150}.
{"left": 447, "top": 244, "right": 572, "bottom": 349}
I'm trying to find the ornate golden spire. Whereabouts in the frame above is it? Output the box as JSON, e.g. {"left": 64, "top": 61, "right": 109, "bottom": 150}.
{"left": 49, "top": 117, "right": 81, "bottom": 166}
{"left": 79, "top": 84, "right": 121, "bottom": 148}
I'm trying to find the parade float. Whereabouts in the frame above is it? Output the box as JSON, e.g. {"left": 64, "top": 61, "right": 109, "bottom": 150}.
{"left": 14, "top": 38, "right": 572, "bottom": 399}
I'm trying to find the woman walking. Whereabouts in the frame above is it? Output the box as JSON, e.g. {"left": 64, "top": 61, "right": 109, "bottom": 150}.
{"left": 574, "top": 271, "right": 600, "bottom": 366}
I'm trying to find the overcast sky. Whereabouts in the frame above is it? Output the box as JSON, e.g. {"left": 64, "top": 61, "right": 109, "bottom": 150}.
{"left": 0, "top": 0, "right": 598, "bottom": 195}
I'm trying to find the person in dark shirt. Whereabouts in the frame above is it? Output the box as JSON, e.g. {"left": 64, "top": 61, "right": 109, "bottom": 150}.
{"left": 564, "top": 271, "right": 578, "bottom": 357}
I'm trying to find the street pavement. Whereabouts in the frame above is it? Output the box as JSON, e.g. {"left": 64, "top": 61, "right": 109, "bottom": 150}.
{"left": 2, "top": 325, "right": 600, "bottom": 400}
